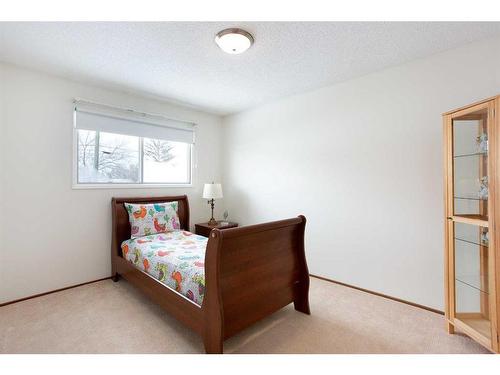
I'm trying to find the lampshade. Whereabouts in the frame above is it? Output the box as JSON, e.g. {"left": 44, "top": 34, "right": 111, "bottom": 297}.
{"left": 203, "top": 183, "right": 223, "bottom": 199}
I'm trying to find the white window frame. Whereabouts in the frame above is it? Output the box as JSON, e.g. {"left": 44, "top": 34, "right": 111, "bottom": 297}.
{"left": 72, "top": 100, "right": 195, "bottom": 189}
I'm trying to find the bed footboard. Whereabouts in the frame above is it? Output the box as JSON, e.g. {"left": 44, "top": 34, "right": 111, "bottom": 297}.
{"left": 202, "top": 215, "right": 309, "bottom": 353}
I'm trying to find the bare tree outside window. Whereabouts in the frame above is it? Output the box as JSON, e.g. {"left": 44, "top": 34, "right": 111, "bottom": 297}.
{"left": 98, "top": 141, "right": 139, "bottom": 181}
{"left": 77, "top": 130, "right": 139, "bottom": 182}
{"left": 78, "top": 130, "right": 96, "bottom": 167}
{"left": 144, "top": 139, "right": 175, "bottom": 163}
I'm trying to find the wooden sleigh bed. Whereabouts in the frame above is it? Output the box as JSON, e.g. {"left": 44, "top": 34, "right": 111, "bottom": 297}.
{"left": 111, "top": 195, "right": 310, "bottom": 354}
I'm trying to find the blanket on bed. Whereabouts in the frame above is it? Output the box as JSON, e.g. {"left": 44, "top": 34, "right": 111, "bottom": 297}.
{"left": 121, "top": 230, "right": 207, "bottom": 306}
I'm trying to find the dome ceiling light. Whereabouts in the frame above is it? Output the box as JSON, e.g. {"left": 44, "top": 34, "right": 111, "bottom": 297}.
{"left": 215, "top": 28, "right": 254, "bottom": 55}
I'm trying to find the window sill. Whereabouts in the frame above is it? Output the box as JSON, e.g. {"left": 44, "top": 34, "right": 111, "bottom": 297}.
{"left": 72, "top": 183, "right": 193, "bottom": 190}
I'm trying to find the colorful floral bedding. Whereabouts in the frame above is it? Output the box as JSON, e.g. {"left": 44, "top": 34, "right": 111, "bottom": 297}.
{"left": 124, "top": 201, "right": 180, "bottom": 238}
{"left": 121, "top": 230, "right": 207, "bottom": 306}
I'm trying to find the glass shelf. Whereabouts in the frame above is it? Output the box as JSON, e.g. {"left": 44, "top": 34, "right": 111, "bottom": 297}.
{"left": 456, "top": 276, "right": 489, "bottom": 294}
{"left": 455, "top": 236, "right": 488, "bottom": 248}
{"left": 454, "top": 196, "right": 487, "bottom": 201}
{"left": 454, "top": 152, "right": 488, "bottom": 158}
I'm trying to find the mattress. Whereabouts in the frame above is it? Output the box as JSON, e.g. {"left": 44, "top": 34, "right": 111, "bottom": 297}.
{"left": 121, "top": 230, "right": 207, "bottom": 306}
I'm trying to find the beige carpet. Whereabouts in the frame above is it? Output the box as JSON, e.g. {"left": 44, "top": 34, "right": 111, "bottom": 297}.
{"left": 0, "top": 277, "right": 490, "bottom": 354}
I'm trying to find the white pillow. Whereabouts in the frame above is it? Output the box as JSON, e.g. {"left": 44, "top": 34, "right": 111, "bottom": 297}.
{"left": 124, "top": 201, "right": 181, "bottom": 238}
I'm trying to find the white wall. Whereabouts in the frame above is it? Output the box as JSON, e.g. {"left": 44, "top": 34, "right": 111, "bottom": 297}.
{"left": 0, "top": 63, "right": 223, "bottom": 303}
{"left": 222, "top": 36, "right": 500, "bottom": 310}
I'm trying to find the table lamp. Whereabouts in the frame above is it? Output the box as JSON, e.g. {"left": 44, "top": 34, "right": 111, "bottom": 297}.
{"left": 203, "top": 182, "right": 223, "bottom": 226}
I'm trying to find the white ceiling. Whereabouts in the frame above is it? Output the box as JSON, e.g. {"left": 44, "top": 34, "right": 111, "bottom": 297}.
{"left": 1, "top": 22, "right": 500, "bottom": 115}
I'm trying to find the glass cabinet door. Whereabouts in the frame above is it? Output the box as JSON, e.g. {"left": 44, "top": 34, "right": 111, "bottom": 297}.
{"left": 452, "top": 109, "right": 489, "bottom": 219}
{"left": 453, "top": 222, "right": 491, "bottom": 340}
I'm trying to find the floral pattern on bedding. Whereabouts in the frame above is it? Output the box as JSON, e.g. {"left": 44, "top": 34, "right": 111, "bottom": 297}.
{"left": 124, "top": 201, "right": 181, "bottom": 238}
{"left": 121, "top": 230, "right": 207, "bottom": 306}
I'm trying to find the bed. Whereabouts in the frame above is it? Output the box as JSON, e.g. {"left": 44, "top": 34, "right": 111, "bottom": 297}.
{"left": 111, "top": 195, "right": 310, "bottom": 354}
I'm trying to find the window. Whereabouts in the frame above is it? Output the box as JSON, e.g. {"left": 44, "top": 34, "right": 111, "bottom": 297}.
{"left": 77, "top": 130, "right": 140, "bottom": 183}
{"left": 142, "top": 137, "right": 191, "bottom": 183}
{"left": 73, "top": 101, "right": 194, "bottom": 187}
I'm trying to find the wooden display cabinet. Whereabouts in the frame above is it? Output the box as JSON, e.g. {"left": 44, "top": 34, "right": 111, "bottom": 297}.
{"left": 443, "top": 96, "right": 500, "bottom": 352}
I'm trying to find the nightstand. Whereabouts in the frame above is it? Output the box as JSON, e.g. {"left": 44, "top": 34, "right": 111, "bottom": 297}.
{"left": 195, "top": 221, "right": 238, "bottom": 237}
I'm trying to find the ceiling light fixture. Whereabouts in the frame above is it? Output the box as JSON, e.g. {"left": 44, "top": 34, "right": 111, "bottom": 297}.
{"left": 215, "top": 28, "right": 254, "bottom": 55}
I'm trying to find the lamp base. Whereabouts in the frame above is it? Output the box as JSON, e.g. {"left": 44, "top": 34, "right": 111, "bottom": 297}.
{"left": 207, "top": 198, "right": 217, "bottom": 226}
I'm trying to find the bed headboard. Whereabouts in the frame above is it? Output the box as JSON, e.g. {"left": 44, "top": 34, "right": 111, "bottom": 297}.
{"left": 111, "top": 195, "right": 190, "bottom": 257}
